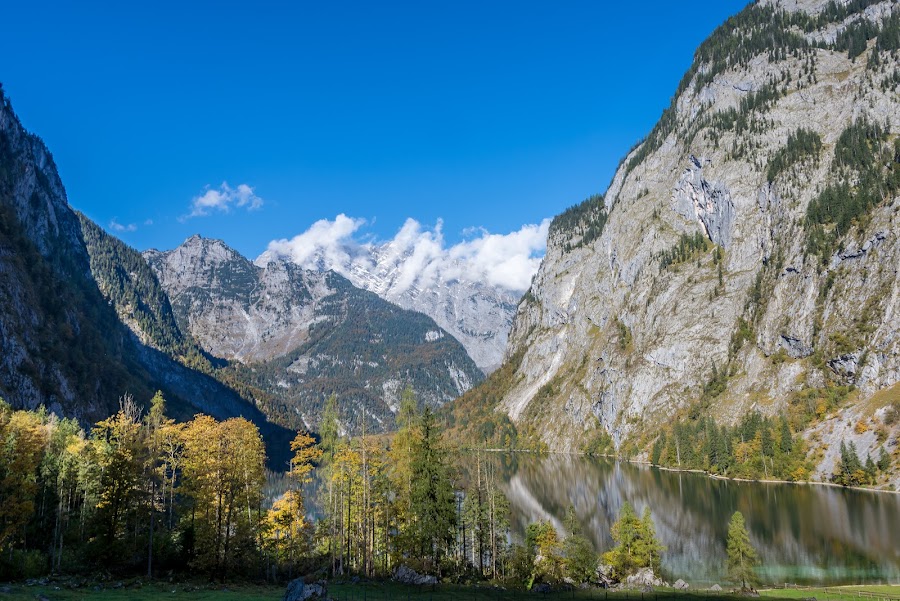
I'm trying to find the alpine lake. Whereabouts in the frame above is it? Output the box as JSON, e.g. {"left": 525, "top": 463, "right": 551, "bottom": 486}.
{"left": 299, "top": 452, "right": 900, "bottom": 587}
{"left": 493, "top": 453, "right": 900, "bottom": 586}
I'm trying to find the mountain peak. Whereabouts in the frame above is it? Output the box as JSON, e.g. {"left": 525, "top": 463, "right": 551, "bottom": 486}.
{"left": 180, "top": 233, "right": 231, "bottom": 250}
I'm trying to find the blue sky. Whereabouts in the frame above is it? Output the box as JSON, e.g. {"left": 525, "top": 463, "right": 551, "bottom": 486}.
{"left": 1, "top": 0, "right": 748, "bottom": 259}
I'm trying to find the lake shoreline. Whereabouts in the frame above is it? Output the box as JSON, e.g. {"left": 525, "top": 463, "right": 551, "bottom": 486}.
{"left": 464, "top": 447, "right": 900, "bottom": 495}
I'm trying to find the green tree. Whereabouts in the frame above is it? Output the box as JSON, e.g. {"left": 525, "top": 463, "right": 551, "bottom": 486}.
{"left": 602, "top": 503, "right": 664, "bottom": 580}
{"left": 319, "top": 394, "right": 340, "bottom": 461}
{"left": 409, "top": 406, "right": 456, "bottom": 575}
{"left": 561, "top": 506, "right": 597, "bottom": 584}
{"left": 779, "top": 415, "right": 793, "bottom": 455}
{"left": 834, "top": 440, "right": 864, "bottom": 486}
{"left": 726, "top": 511, "right": 759, "bottom": 589}
{"left": 526, "top": 521, "right": 563, "bottom": 584}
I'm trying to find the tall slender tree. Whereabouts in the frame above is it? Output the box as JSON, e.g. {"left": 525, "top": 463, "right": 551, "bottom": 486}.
{"left": 409, "top": 406, "right": 456, "bottom": 575}
{"left": 726, "top": 511, "right": 759, "bottom": 590}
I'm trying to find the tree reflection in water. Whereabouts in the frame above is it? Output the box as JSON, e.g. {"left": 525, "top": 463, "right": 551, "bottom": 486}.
{"left": 468, "top": 453, "right": 900, "bottom": 585}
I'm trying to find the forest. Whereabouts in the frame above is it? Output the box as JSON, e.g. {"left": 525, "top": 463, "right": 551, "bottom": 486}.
{"left": 0, "top": 388, "right": 768, "bottom": 591}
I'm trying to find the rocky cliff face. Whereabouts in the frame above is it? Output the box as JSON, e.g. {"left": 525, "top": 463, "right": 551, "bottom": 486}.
{"left": 258, "top": 239, "right": 520, "bottom": 374}
{"left": 492, "top": 0, "right": 899, "bottom": 482}
{"left": 0, "top": 87, "right": 287, "bottom": 448}
{"left": 148, "top": 236, "right": 483, "bottom": 432}
{"left": 0, "top": 87, "right": 118, "bottom": 420}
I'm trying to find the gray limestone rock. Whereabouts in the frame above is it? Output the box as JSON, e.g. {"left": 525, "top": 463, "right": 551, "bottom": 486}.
{"left": 493, "top": 0, "right": 900, "bottom": 488}
{"left": 283, "top": 578, "right": 327, "bottom": 601}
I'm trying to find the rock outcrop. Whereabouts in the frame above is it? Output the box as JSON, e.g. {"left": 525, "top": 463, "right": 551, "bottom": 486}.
{"left": 393, "top": 565, "right": 438, "bottom": 585}
{"left": 283, "top": 578, "right": 327, "bottom": 601}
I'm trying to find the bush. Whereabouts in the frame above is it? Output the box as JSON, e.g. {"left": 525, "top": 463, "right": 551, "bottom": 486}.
{"left": 0, "top": 550, "right": 49, "bottom": 579}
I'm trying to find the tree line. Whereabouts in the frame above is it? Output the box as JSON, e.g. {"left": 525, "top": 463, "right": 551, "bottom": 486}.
{"left": 2, "top": 388, "right": 766, "bottom": 590}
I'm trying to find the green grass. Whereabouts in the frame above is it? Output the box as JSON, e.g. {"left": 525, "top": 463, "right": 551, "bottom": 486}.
{"left": 1, "top": 581, "right": 896, "bottom": 601}
{"left": 761, "top": 585, "right": 900, "bottom": 601}
{"left": 333, "top": 583, "right": 764, "bottom": 601}
{"left": 0, "top": 581, "right": 280, "bottom": 601}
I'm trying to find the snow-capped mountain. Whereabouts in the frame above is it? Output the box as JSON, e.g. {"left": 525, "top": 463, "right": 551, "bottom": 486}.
{"left": 257, "top": 218, "right": 546, "bottom": 373}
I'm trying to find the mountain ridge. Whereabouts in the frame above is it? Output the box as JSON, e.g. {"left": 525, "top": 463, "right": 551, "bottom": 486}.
{"left": 257, "top": 226, "right": 528, "bottom": 373}
{"left": 0, "top": 85, "right": 294, "bottom": 463}
{"left": 147, "top": 234, "right": 484, "bottom": 432}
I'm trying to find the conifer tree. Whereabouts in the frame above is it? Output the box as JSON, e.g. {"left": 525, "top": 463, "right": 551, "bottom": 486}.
{"left": 726, "top": 511, "right": 759, "bottom": 590}
{"left": 409, "top": 406, "right": 456, "bottom": 575}
{"left": 561, "top": 505, "right": 597, "bottom": 584}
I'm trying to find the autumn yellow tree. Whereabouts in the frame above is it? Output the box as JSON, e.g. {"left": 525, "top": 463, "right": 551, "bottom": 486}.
{"left": 0, "top": 400, "right": 47, "bottom": 554}
{"left": 89, "top": 395, "right": 145, "bottom": 560}
{"left": 266, "top": 430, "right": 323, "bottom": 578}
{"left": 180, "top": 415, "right": 266, "bottom": 580}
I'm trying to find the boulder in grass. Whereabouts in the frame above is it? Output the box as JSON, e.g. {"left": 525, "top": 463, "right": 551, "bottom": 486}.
{"left": 624, "top": 567, "right": 665, "bottom": 588}
{"left": 674, "top": 579, "right": 689, "bottom": 590}
{"left": 393, "top": 565, "right": 437, "bottom": 586}
{"left": 283, "top": 578, "right": 327, "bottom": 601}
{"left": 710, "top": 584, "right": 723, "bottom": 592}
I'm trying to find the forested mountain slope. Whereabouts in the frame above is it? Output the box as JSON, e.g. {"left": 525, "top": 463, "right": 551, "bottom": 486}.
{"left": 451, "top": 0, "right": 900, "bottom": 487}
{"left": 0, "top": 86, "right": 290, "bottom": 456}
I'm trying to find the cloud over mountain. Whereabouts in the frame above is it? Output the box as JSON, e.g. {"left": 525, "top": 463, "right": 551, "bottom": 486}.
{"left": 184, "top": 182, "right": 263, "bottom": 219}
{"left": 260, "top": 214, "right": 550, "bottom": 293}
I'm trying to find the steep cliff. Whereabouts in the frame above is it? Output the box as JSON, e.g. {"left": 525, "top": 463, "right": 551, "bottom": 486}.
{"left": 479, "top": 0, "right": 899, "bottom": 483}
{"left": 0, "top": 86, "right": 288, "bottom": 452}
{"left": 147, "top": 236, "right": 484, "bottom": 432}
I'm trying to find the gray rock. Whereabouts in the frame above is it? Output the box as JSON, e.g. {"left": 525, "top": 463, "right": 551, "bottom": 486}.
{"left": 780, "top": 334, "right": 813, "bottom": 359}
{"left": 393, "top": 565, "right": 437, "bottom": 586}
{"left": 828, "top": 353, "right": 860, "bottom": 383}
{"left": 283, "top": 578, "right": 327, "bottom": 601}
{"left": 674, "top": 579, "right": 689, "bottom": 590}
{"left": 672, "top": 157, "right": 735, "bottom": 248}
{"left": 710, "top": 584, "right": 723, "bottom": 592}
{"left": 624, "top": 567, "right": 664, "bottom": 588}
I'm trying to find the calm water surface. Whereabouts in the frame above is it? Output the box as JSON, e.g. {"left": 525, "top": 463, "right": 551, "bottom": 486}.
{"left": 494, "top": 453, "right": 900, "bottom": 586}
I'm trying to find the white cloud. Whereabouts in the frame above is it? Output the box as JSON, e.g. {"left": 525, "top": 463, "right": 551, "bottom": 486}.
{"left": 260, "top": 214, "right": 550, "bottom": 293}
{"left": 184, "top": 182, "right": 263, "bottom": 219}
{"left": 109, "top": 218, "right": 137, "bottom": 233}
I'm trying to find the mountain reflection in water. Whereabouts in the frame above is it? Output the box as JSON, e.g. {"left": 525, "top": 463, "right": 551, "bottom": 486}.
{"left": 488, "top": 453, "right": 900, "bottom": 585}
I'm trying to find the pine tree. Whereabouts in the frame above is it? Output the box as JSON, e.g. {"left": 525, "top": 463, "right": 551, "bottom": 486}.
{"left": 779, "top": 415, "right": 793, "bottom": 454}
{"left": 877, "top": 448, "right": 891, "bottom": 472}
{"left": 638, "top": 507, "right": 664, "bottom": 574}
{"left": 726, "top": 511, "right": 758, "bottom": 590}
{"left": 561, "top": 505, "right": 598, "bottom": 584}
{"left": 835, "top": 440, "right": 864, "bottom": 486}
{"left": 319, "top": 394, "right": 340, "bottom": 461}
{"left": 409, "top": 406, "right": 456, "bottom": 575}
